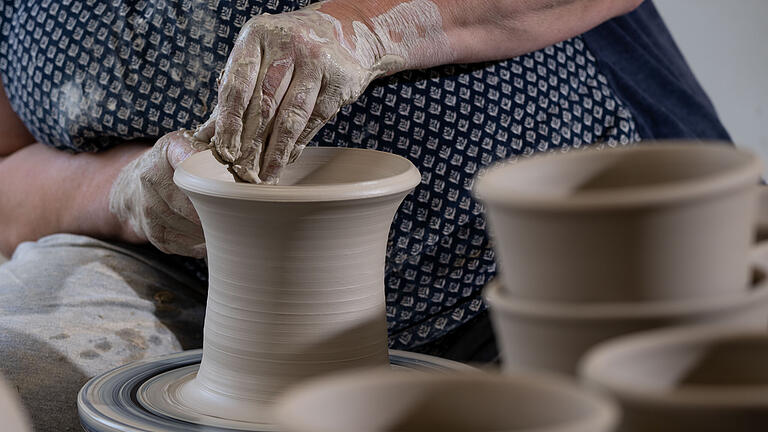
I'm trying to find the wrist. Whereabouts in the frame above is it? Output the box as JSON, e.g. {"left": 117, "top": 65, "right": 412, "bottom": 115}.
{"left": 312, "top": 0, "right": 455, "bottom": 73}
{"left": 68, "top": 144, "right": 149, "bottom": 243}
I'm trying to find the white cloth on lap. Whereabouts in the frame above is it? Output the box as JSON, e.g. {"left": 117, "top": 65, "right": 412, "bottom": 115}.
{"left": 0, "top": 234, "right": 206, "bottom": 431}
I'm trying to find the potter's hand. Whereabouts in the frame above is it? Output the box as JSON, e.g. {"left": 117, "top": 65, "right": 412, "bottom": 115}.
{"left": 194, "top": 1, "right": 449, "bottom": 184}
{"left": 109, "top": 131, "right": 207, "bottom": 258}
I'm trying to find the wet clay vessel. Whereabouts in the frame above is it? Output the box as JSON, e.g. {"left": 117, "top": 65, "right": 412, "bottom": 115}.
{"left": 169, "top": 147, "right": 420, "bottom": 425}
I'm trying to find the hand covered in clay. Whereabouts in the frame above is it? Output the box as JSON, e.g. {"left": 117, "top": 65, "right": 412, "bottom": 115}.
{"left": 194, "top": 0, "right": 451, "bottom": 183}
{"left": 109, "top": 131, "right": 207, "bottom": 258}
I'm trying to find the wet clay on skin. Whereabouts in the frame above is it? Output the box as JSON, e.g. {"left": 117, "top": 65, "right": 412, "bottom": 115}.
{"left": 193, "top": 0, "right": 452, "bottom": 185}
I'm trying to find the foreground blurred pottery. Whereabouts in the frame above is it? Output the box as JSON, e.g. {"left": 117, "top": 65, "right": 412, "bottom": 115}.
{"left": 276, "top": 369, "right": 618, "bottom": 432}
{"left": 581, "top": 326, "right": 768, "bottom": 432}
{"left": 170, "top": 148, "right": 420, "bottom": 425}
{"left": 0, "top": 374, "right": 31, "bottom": 432}
{"left": 475, "top": 142, "right": 763, "bottom": 303}
{"left": 485, "top": 246, "right": 768, "bottom": 374}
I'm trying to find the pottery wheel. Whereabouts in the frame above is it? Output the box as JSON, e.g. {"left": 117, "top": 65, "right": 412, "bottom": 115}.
{"left": 78, "top": 349, "right": 473, "bottom": 432}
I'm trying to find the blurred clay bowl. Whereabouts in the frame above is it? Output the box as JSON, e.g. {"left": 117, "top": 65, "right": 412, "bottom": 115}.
{"left": 581, "top": 326, "right": 768, "bottom": 432}
{"left": 275, "top": 368, "right": 618, "bottom": 432}
{"left": 484, "top": 245, "right": 768, "bottom": 374}
{"left": 474, "top": 142, "right": 762, "bottom": 303}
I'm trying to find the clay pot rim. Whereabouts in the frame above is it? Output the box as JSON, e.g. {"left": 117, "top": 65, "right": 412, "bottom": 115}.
{"left": 579, "top": 326, "right": 768, "bottom": 407}
{"left": 474, "top": 141, "right": 762, "bottom": 211}
{"left": 483, "top": 247, "right": 768, "bottom": 320}
{"left": 275, "top": 369, "right": 618, "bottom": 432}
{"left": 174, "top": 148, "right": 422, "bottom": 202}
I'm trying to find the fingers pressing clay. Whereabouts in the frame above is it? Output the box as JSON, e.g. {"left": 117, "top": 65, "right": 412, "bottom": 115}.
{"left": 212, "top": 37, "right": 263, "bottom": 163}
{"left": 257, "top": 69, "right": 320, "bottom": 183}
{"left": 109, "top": 131, "right": 206, "bottom": 257}
{"left": 233, "top": 57, "right": 296, "bottom": 183}
{"left": 197, "top": 0, "right": 453, "bottom": 183}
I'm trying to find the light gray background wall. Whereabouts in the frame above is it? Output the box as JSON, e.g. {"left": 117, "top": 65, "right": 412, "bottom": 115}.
{"left": 654, "top": 0, "right": 768, "bottom": 172}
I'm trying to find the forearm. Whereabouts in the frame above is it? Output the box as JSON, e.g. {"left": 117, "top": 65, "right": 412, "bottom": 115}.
{"left": 316, "top": 0, "right": 642, "bottom": 71}
{"left": 443, "top": 0, "right": 642, "bottom": 64}
{"left": 0, "top": 143, "right": 148, "bottom": 256}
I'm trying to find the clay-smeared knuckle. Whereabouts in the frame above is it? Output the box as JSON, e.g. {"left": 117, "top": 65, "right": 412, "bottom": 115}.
{"left": 214, "top": 111, "right": 245, "bottom": 158}
{"left": 280, "top": 105, "right": 312, "bottom": 128}
{"left": 298, "top": 118, "right": 325, "bottom": 144}
{"left": 296, "top": 62, "right": 322, "bottom": 82}
{"left": 259, "top": 91, "right": 276, "bottom": 120}
{"left": 236, "top": 21, "right": 259, "bottom": 42}
{"left": 313, "top": 96, "right": 339, "bottom": 122}
{"left": 236, "top": 141, "right": 264, "bottom": 165}
{"left": 218, "top": 79, "right": 251, "bottom": 113}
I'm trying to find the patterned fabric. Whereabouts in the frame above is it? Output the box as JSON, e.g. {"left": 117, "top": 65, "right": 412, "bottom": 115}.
{"left": 0, "top": 0, "right": 641, "bottom": 349}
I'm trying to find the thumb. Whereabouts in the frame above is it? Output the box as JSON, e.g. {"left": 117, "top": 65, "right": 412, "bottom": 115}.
{"left": 166, "top": 130, "right": 207, "bottom": 170}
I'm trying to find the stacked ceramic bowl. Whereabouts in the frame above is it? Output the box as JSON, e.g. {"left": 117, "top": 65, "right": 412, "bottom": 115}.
{"left": 474, "top": 142, "right": 768, "bottom": 375}
{"left": 580, "top": 326, "right": 768, "bottom": 431}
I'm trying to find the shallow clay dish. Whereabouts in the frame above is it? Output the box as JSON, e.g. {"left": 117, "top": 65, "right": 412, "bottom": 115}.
{"left": 475, "top": 142, "right": 763, "bottom": 303}
{"left": 275, "top": 369, "right": 618, "bottom": 432}
{"left": 581, "top": 326, "right": 768, "bottom": 432}
{"left": 485, "top": 245, "right": 768, "bottom": 375}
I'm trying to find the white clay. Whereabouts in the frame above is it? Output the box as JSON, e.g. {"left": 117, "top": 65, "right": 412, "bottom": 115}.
{"left": 171, "top": 147, "right": 420, "bottom": 426}
{"left": 315, "top": 0, "right": 451, "bottom": 70}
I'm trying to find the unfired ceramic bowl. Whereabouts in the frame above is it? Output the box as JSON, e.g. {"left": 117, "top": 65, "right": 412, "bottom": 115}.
{"left": 580, "top": 326, "right": 768, "bottom": 432}
{"left": 485, "top": 246, "right": 768, "bottom": 375}
{"left": 275, "top": 369, "right": 618, "bottom": 432}
{"left": 474, "top": 142, "right": 763, "bottom": 303}
{"left": 172, "top": 147, "right": 420, "bottom": 425}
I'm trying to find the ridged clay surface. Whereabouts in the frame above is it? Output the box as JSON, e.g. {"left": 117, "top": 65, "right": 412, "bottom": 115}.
{"left": 172, "top": 147, "right": 420, "bottom": 425}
